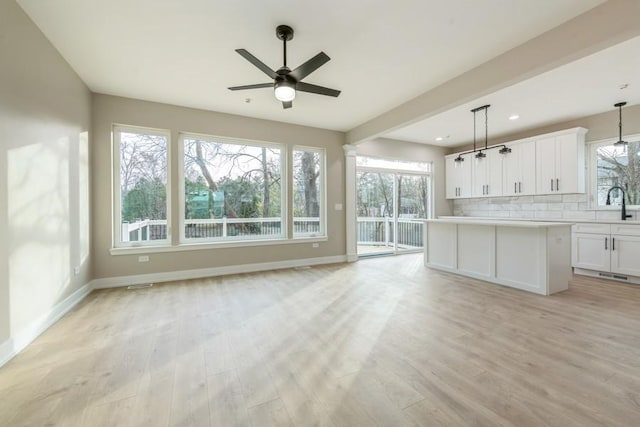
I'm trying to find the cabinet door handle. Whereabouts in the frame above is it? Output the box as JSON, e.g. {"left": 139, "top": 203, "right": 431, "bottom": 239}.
{"left": 612, "top": 237, "right": 615, "bottom": 251}
{"left": 605, "top": 237, "right": 608, "bottom": 250}
{"left": 519, "top": 182, "right": 522, "bottom": 193}
{"left": 485, "top": 184, "right": 489, "bottom": 195}
{"left": 550, "top": 179, "right": 554, "bottom": 191}
{"left": 556, "top": 178, "right": 559, "bottom": 191}
{"left": 514, "top": 182, "right": 517, "bottom": 193}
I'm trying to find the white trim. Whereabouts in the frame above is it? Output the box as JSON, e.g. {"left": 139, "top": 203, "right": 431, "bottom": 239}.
{"left": 0, "top": 282, "right": 93, "bottom": 368}
{"left": 109, "top": 235, "right": 329, "bottom": 255}
{"left": 0, "top": 338, "right": 15, "bottom": 368}
{"left": 92, "top": 255, "right": 348, "bottom": 289}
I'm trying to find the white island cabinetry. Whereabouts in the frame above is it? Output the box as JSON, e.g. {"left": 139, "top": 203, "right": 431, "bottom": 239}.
{"left": 425, "top": 219, "right": 572, "bottom": 295}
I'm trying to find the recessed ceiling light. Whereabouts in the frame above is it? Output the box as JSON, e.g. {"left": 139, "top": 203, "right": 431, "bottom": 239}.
{"left": 435, "top": 137, "right": 443, "bottom": 141}
{"left": 509, "top": 114, "right": 520, "bottom": 120}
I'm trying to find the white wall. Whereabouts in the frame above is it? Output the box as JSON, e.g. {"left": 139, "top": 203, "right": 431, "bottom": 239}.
{"left": 0, "top": 0, "right": 92, "bottom": 350}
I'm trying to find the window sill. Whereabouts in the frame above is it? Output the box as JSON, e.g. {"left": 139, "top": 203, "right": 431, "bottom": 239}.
{"left": 110, "top": 235, "right": 329, "bottom": 256}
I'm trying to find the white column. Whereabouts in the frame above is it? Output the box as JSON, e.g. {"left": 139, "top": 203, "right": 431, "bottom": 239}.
{"left": 344, "top": 144, "right": 358, "bottom": 261}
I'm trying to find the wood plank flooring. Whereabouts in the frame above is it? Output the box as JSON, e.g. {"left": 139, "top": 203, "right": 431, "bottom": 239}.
{"left": 1, "top": 254, "right": 640, "bottom": 426}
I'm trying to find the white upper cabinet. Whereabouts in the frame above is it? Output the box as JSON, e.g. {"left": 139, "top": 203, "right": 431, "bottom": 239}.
{"left": 502, "top": 140, "right": 535, "bottom": 196}
{"left": 471, "top": 149, "right": 503, "bottom": 197}
{"left": 445, "top": 153, "right": 472, "bottom": 199}
{"left": 535, "top": 128, "right": 587, "bottom": 195}
{"left": 446, "top": 127, "right": 587, "bottom": 200}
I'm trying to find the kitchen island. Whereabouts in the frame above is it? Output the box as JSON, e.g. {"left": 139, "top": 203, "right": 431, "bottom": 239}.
{"left": 424, "top": 218, "right": 572, "bottom": 295}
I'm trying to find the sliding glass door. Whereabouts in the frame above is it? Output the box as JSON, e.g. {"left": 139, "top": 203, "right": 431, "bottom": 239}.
{"left": 356, "top": 157, "right": 431, "bottom": 256}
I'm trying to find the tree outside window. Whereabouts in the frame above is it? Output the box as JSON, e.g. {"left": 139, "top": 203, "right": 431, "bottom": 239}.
{"left": 115, "top": 127, "right": 169, "bottom": 245}
{"left": 595, "top": 140, "right": 640, "bottom": 206}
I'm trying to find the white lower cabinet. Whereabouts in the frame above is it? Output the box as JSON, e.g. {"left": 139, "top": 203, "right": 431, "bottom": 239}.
{"left": 610, "top": 235, "right": 640, "bottom": 276}
{"left": 572, "top": 232, "right": 611, "bottom": 271}
{"left": 572, "top": 223, "right": 640, "bottom": 281}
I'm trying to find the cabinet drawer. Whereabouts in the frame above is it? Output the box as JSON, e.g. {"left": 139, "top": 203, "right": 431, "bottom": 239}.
{"left": 571, "top": 223, "right": 610, "bottom": 234}
{"left": 611, "top": 224, "right": 640, "bottom": 236}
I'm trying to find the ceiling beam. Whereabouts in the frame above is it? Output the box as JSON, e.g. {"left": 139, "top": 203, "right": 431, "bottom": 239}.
{"left": 346, "top": 0, "right": 640, "bottom": 145}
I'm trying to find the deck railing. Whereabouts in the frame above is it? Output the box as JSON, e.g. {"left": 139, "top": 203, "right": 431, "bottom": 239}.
{"left": 121, "top": 217, "right": 322, "bottom": 242}
{"left": 121, "top": 216, "right": 423, "bottom": 248}
{"left": 356, "top": 216, "right": 424, "bottom": 249}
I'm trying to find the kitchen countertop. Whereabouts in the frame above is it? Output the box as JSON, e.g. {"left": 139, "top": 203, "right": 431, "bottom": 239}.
{"left": 437, "top": 216, "right": 640, "bottom": 225}
{"left": 427, "top": 218, "right": 571, "bottom": 228}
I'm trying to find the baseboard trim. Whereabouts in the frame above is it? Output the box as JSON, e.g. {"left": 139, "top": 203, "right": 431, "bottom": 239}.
{"left": 0, "top": 282, "right": 93, "bottom": 368}
{"left": 92, "top": 255, "right": 348, "bottom": 289}
{"left": 0, "top": 337, "right": 16, "bottom": 368}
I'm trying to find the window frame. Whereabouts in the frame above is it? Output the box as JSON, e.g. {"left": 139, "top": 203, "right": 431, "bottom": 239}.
{"left": 589, "top": 133, "right": 640, "bottom": 210}
{"left": 178, "top": 132, "right": 287, "bottom": 244}
{"left": 112, "top": 124, "right": 172, "bottom": 248}
{"left": 292, "top": 145, "right": 327, "bottom": 238}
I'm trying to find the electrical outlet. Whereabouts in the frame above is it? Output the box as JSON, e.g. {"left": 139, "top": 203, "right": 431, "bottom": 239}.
{"left": 138, "top": 255, "right": 150, "bottom": 263}
{"left": 73, "top": 266, "right": 80, "bottom": 275}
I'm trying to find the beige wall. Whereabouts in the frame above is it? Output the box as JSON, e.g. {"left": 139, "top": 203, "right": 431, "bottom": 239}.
{"left": 355, "top": 138, "right": 452, "bottom": 217}
{"left": 91, "top": 94, "right": 346, "bottom": 279}
{"left": 0, "top": 0, "right": 92, "bottom": 343}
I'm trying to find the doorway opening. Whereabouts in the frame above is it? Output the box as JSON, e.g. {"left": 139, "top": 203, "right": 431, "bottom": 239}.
{"left": 356, "top": 156, "right": 432, "bottom": 257}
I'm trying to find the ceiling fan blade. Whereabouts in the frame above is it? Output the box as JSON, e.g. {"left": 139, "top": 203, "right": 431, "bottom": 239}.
{"left": 296, "top": 82, "right": 341, "bottom": 97}
{"left": 228, "top": 83, "right": 273, "bottom": 91}
{"left": 282, "top": 101, "right": 293, "bottom": 109}
{"left": 290, "top": 52, "right": 330, "bottom": 81}
{"left": 235, "top": 49, "right": 277, "bottom": 79}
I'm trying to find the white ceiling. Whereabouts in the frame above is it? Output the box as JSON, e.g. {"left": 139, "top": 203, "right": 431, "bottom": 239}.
{"left": 17, "top": 0, "right": 604, "bottom": 133}
{"left": 385, "top": 35, "right": 640, "bottom": 147}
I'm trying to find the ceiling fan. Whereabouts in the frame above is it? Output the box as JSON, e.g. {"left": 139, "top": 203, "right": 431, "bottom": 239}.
{"left": 228, "top": 25, "right": 341, "bottom": 109}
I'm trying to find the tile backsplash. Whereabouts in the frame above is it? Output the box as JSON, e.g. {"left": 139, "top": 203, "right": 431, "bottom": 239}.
{"left": 453, "top": 194, "right": 638, "bottom": 221}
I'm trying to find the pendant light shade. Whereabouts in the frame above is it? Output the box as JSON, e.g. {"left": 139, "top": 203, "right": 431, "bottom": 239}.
{"left": 614, "top": 102, "right": 627, "bottom": 147}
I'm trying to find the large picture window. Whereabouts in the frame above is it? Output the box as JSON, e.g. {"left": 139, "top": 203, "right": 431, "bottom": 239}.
{"left": 113, "top": 126, "right": 170, "bottom": 247}
{"left": 181, "top": 135, "right": 284, "bottom": 242}
{"left": 293, "top": 147, "right": 325, "bottom": 237}
{"left": 591, "top": 135, "right": 640, "bottom": 208}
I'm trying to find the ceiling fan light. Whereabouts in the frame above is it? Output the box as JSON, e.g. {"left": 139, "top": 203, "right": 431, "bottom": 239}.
{"left": 275, "top": 81, "right": 296, "bottom": 102}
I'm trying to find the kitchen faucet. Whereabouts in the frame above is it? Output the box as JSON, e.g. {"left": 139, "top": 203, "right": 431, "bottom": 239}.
{"left": 606, "top": 185, "right": 633, "bottom": 220}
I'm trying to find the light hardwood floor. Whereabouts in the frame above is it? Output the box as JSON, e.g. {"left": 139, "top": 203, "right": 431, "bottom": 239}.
{"left": 1, "top": 254, "right": 640, "bottom": 426}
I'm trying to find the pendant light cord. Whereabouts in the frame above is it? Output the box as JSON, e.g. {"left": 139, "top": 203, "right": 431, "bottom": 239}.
{"left": 473, "top": 109, "right": 477, "bottom": 152}
{"left": 614, "top": 102, "right": 627, "bottom": 147}
{"left": 484, "top": 106, "right": 488, "bottom": 150}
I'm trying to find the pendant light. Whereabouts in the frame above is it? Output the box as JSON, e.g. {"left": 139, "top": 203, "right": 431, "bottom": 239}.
{"left": 453, "top": 104, "right": 511, "bottom": 162}
{"left": 613, "top": 102, "right": 627, "bottom": 148}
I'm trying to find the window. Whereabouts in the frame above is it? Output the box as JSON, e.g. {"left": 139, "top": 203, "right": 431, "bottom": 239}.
{"left": 591, "top": 135, "right": 640, "bottom": 208}
{"left": 293, "top": 147, "right": 325, "bottom": 237}
{"left": 181, "top": 134, "right": 284, "bottom": 242}
{"left": 113, "top": 126, "right": 170, "bottom": 247}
